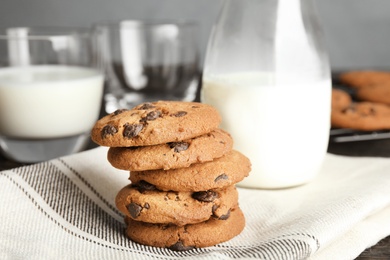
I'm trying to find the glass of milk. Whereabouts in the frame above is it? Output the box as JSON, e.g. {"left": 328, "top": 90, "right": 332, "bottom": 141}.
{"left": 201, "top": 0, "right": 331, "bottom": 189}
{"left": 0, "top": 27, "right": 104, "bottom": 163}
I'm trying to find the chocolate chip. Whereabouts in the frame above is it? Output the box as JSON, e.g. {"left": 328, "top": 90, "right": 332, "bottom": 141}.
{"left": 137, "top": 103, "right": 155, "bottom": 110}
{"left": 123, "top": 123, "right": 143, "bottom": 138}
{"left": 212, "top": 204, "right": 218, "bottom": 215}
{"left": 127, "top": 203, "right": 142, "bottom": 218}
{"left": 112, "top": 109, "right": 128, "bottom": 116}
{"left": 171, "top": 111, "right": 187, "bottom": 117}
{"left": 218, "top": 209, "right": 231, "bottom": 220}
{"left": 369, "top": 107, "right": 376, "bottom": 115}
{"left": 192, "top": 190, "right": 218, "bottom": 202}
{"left": 214, "top": 174, "right": 229, "bottom": 182}
{"left": 144, "top": 203, "right": 150, "bottom": 209}
{"left": 135, "top": 180, "right": 157, "bottom": 192}
{"left": 101, "top": 125, "right": 118, "bottom": 138}
{"left": 169, "top": 241, "right": 195, "bottom": 251}
{"left": 168, "top": 142, "right": 189, "bottom": 153}
{"left": 140, "top": 110, "right": 161, "bottom": 122}
{"left": 212, "top": 205, "right": 231, "bottom": 220}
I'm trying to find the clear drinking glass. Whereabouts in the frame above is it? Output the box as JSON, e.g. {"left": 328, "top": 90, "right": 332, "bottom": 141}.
{"left": 93, "top": 20, "right": 200, "bottom": 114}
{"left": 0, "top": 27, "right": 104, "bottom": 163}
{"left": 201, "top": 0, "right": 331, "bottom": 189}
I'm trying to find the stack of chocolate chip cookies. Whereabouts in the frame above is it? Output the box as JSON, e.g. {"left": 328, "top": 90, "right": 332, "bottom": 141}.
{"left": 91, "top": 101, "right": 251, "bottom": 251}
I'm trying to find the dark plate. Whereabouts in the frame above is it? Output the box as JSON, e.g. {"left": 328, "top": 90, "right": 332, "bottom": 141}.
{"left": 330, "top": 128, "right": 390, "bottom": 143}
{"left": 328, "top": 71, "right": 390, "bottom": 157}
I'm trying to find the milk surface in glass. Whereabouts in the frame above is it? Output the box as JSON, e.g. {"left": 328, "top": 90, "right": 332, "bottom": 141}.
{"left": 201, "top": 72, "right": 331, "bottom": 189}
{"left": 0, "top": 65, "right": 104, "bottom": 162}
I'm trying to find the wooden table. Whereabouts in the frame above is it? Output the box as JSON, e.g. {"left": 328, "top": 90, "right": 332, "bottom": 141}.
{"left": 1, "top": 137, "right": 389, "bottom": 258}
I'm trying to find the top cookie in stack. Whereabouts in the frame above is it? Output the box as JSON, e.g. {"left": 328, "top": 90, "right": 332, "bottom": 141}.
{"left": 91, "top": 101, "right": 222, "bottom": 147}
{"left": 91, "top": 101, "right": 251, "bottom": 251}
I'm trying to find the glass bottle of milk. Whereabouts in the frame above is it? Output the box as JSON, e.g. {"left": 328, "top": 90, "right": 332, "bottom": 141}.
{"left": 201, "top": 0, "right": 331, "bottom": 189}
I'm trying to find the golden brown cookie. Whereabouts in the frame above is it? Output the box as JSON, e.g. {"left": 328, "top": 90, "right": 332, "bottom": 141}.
{"left": 116, "top": 184, "right": 238, "bottom": 226}
{"left": 332, "top": 88, "right": 352, "bottom": 111}
{"left": 331, "top": 102, "right": 390, "bottom": 131}
{"left": 354, "top": 83, "right": 390, "bottom": 105}
{"left": 339, "top": 70, "right": 390, "bottom": 88}
{"left": 91, "top": 101, "right": 221, "bottom": 147}
{"left": 107, "top": 129, "right": 233, "bottom": 171}
{"left": 130, "top": 150, "right": 251, "bottom": 192}
{"left": 125, "top": 207, "right": 245, "bottom": 251}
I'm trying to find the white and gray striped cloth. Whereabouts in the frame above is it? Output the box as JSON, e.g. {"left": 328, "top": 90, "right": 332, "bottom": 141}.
{"left": 1, "top": 147, "right": 390, "bottom": 259}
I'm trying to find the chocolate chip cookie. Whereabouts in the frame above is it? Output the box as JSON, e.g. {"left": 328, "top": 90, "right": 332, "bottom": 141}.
{"left": 332, "top": 88, "right": 352, "bottom": 111}
{"left": 125, "top": 207, "right": 245, "bottom": 250}
{"left": 91, "top": 101, "right": 222, "bottom": 147}
{"left": 107, "top": 129, "right": 233, "bottom": 171}
{"left": 331, "top": 102, "right": 390, "bottom": 131}
{"left": 339, "top": 70, "right": 390, "bottom": 88}
{"left": 130, "top": 150, "right": 251, "bottom": 191}
{"left": 116, "top": 184, "right": 238, "bottom": 226}
{"left": 354, "top": 83, "right": 390, "bottom": 105}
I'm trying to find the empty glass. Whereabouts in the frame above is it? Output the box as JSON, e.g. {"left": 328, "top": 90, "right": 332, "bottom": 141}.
{"left": 94, "top": 20, "right": 200, "bottom": 114}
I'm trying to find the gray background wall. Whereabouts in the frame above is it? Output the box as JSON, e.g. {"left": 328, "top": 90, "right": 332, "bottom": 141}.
{"left": 1, "top": 0, "right": 390, "bottom": 71}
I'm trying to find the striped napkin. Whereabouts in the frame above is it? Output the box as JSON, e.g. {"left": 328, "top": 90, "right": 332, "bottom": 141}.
{"left": 1, "top": 147, "right": 390, "bottom": 259}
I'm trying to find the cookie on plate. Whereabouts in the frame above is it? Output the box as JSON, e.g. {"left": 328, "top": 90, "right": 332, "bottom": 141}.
{"left": 130, "top": 150, "right": 251, "bottom": 192}
{"left": 332, "top": 88, "right": 352, "bottom": 111}
{"left": 91, "top": 101, "right": 221, "bottom": 147}
{"left": 125, "top": 207, "right": 245, "bottom": 251}
{"left": 354, "top": 83, "right": 390, "bottom": 105}
{"left": 339, "top": 70, "right": 390, "bottom": 88}
{"left": 116, "top": 184, "right": 238, "bottom": 226}
{"left": 107, "top": 129, "right": 233, "bottom": 171}
{"left": 331, "top": 102, "right": 390, "bottom": 131}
